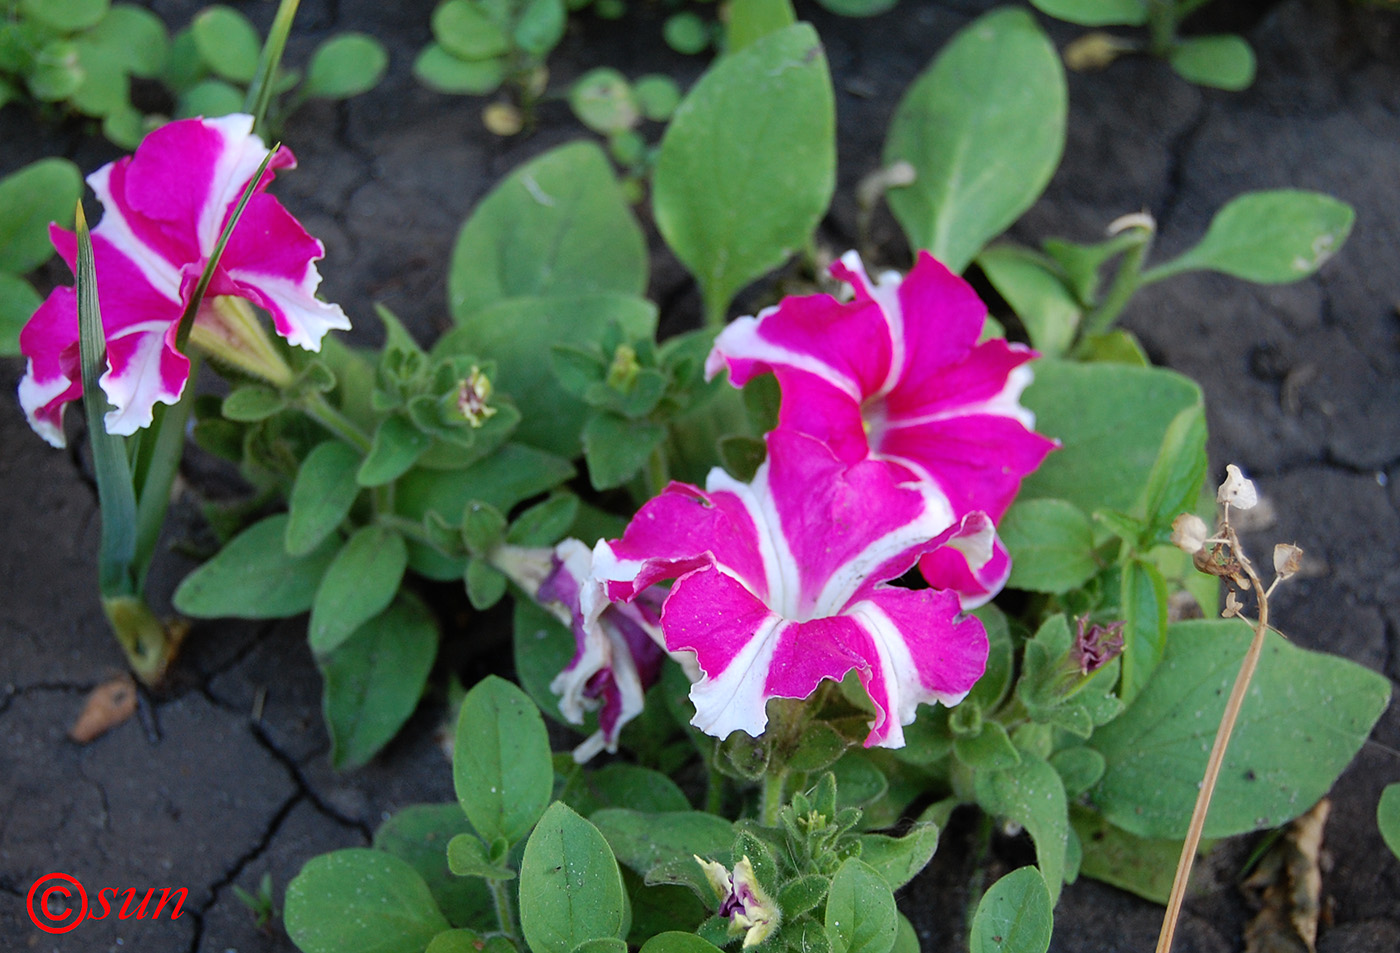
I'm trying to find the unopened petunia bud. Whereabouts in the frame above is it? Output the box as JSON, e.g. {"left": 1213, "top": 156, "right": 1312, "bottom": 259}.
{"left": 1074, "top": 617, "right": 1125, "bottom": 676}
{"left": 1273, "top": 542, "right": 1304, "bottom": 581}
{"left": 695, "top": 855, "right": 780, "bottom": 949}
{"left": 1217, "top": 464, "right": 1258, "bottom": 510}
{"left": 456, "top": 366, "right": 497, "bottom": 427}
{"left": 1171, "top": 513, "right": 1210, "bottom": 554}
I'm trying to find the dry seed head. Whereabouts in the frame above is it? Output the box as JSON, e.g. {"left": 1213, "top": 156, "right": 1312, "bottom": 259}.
{"left": 1218, "top": 464, "right": 1259, "bottom": 510}
{"left": 1273, "top": 542, "right": 1304, "bottom": 581}
{"left": 1171, "top": 513, "right": 1210, "bottom": 554}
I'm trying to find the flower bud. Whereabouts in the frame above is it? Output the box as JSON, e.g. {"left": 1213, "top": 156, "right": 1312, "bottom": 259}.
{"left": 695, "top": 855, "right": 780, "bottom": 949}
{"left": 1074, "top": 617, "right": 1125, "bottom": 676}
{"left": 456, "top": 366, "right": 497, "bottom": 427}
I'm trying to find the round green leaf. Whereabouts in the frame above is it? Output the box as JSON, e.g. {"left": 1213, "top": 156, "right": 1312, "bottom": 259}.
{"left": 1379, "top": 784, "right": 1400, "bottom": 861}
{"left": 176, "top": 78, "right": 245, "bottom": 119}
{"left": 0, "top": 273, "right": 41, "bottom": 356}
{"left": 304, "top": 33, "right": 388, "bottom": 99}
{"left": 1147, "top": 190, "right": 1354, "bottom": 284}
{"left": 191, "top": 4, "right": 261, "bottom": 84}
{"left": 285, "top": 848, "right": 451, "bottom": 953}
{"left": 999, "top": 498, "right": 1097, "bottom": 594}
{"left": 520, "top": 803, "right": 630, "bottom": 953}
{"left": 21, "top": 0, "right": 110, "bottom": 32}
{"left": 1091, "top": 619, "right": 1393, "bottom": 839}
{"left": 308, "top": 525, "right": 409, "bottom": 654}
{"left": 633, "top": 74, "right": 681, "bottom": 121}
{"left": 415, "top": 43, "right": 504, "bottom": 93}
{"left": 27, "top": 40, "right": 85, "bottom": 102}
{"left": 812, "top": 0, "right": 898, "bottom": 16}
{"left": 286, "top": 440, "right": 364, "bottom": 556}
{"left": 86, "top": 4, "right": 169, "bottom": 78}
{"left": 663, "top": 12, "right": 711, "bottom": 55}
{"left": 71, "top": 39, "right": 131, "bottom": 116}
{"left": 653, "top": 23, "right": 834, "bottom": 323}
{"left": 514, "top": 0, "right": 566, "bottom": 56}
{"left": 433, "top": 0, "right": 511, "bottom": 60}
{"left": 1028, "top": 0, "right": 1147, "bottom": 27}
{"left": 969, "top": 867, "right": 1052, "bottom": 953}
{"left": 320, "top": 596, "right": 439, "bottom": 770}
{"left": 101, "top": 106, "right": 149, "bottom": 148}
{"left": 1169, "top": 34, "right": 1256, "bottom": 91}
{"left": 826, "top": 859, "right": 898, "bottom": 953}
{"left": 454, "top": 675, "right": 554, "bottom": 846}
{"left": 590, "top": 809, "right": 735, "bottom": 876}
{"left": 570, "top": 67, "right": 639, "bottom": 133}
{"left": 0, "top": 157, "right": 82, "bottom": 274}
{"left": 373, "top": 805, "right": 494, "bottom": 928}
{"left": 173, "top": 514, "right": 339, "bottom": 618}
{"left": 884, "top": 8, "right": 1066, "bottom": 273}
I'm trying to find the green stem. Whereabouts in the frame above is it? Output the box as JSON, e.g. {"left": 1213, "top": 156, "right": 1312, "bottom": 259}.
{"left": 1145, "top": 0, "right": 1178, "bottom": 57}
{"left": 705, "top": 763, "right": 726, "bottom": 815}
{"left": 298, "top": 393, "right": 372, "bottom": 452}
{"left": 644, "top": 444, "right": 669, "bottom": 500}
{"left": 759, "top": 766, "right": 789, "bottom": 827}
{"left": 131, "top": 356, "right": 202, "bottom": 592}
{"left": 488, "top": 877, "right": 519, "bottom": 943}
{"left": 245, "top": 0, "right": 301, "bottom": 140}
{"left": 1079, "top": 231, "right": 1152, "bottom": 340}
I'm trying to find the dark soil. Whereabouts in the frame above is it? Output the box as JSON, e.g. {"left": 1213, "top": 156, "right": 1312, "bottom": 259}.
{"left": 2, "top": 1, "right": 1398, "bottom": 951}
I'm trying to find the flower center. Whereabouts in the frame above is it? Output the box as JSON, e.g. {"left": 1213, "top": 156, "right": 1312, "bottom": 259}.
{"left": 861, "top": 395, "right": 890, "bottom": 454}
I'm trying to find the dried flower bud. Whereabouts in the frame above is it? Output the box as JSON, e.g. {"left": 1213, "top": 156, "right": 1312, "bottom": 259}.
{"left": 1273, "top": 542, "right": 1304, "bottom": 581}
{"left": 1075, "top": 617, "right": 1125, "bottom": 675}
{"left": 1217, "top": 464, "right": 1258, "bottom": 510}
{"left": 1222, "top": 589, "right": 1244, "bottom": 619}
{"left": 1193, "top": 542, "right": 1248, "bottom": 588}
{"left": 1171, "top": 513, "right": 1210, "bottom": 554}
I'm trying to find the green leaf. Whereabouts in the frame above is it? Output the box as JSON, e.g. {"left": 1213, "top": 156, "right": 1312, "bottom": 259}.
{"left": 320, "top": 596, "right": 438, "bottom": 770}
{"left": 222, "top": 384, "right": 286, "bottom": 421}
{"left": 28, "top": 40, "right": 84, "bottom": 103}
{"left": 520, "top": 803, "right": 630, "bottom": 953}
{"left": 434, "top": 0, "right": 511, "bottom": 60}
{"left": 884, "top": 9, "right": 1066, "bottom": 273}
{"left": 1135, "top": 405, "right": 1208, "bottom": 536}
{"left": 1379, "top": 784, "right": 1400, "bottom": 861}
{"left": 174, "top": 515, "right": 338, "bottom": 618}
{"left": 725, "top": 0, "right": 796, "bottom": 51}
{"left": 304, "top": 33, "right": 388, "bottom": 99}
{"left": 856, "top": 823, "right": 941, "bottom": 890}
{"left": 573, "top": 940, "right": 628, "bottom": 953}
{"left": 85, "top": 5, "right": 168, "bottom": 78}
{"left": 514, "top": 0, "right": 566, "bottom": 56}
{"left": 825, "top": 859, "right": 898, "bottom": 953}
{"left": 176, "top": 78, "right": 245, "bottom": 119}
{"left": 437, "top": 294, "right": 656, "bottom": 457}
{"left": 506, "top": 493, "right": 579, "bottom": 546}
{"left": 663, "top": 12, "right": 711, "bottom": 55}
{"left": 374, "top": 804, "right": 495, "bottom": 928}
{"left": 0, "top": 158, "right": 82, "bottom": 273}
{"left": 653, "top": 23, "right": 835, "bottom": 324}
{"left": 1028, "top": 0, "right": 1146, "bottom": 27}
{"left": 286, "top": 441, "right": 363, "bottom": 556}
{"left": 1019, "top": 360, "right": 1203, "bottom": 514}
{"left": 559, "top": 764, "right": 690, "bottom": 816}
{"left": 70, "top": 36, "right": 130, "bottom": 117}
{"left": 954, "top": 721, "right": 1022, "bottom": 772}
{"left": 1091, "top": 619, "right": 1392, "bottom": 839}
{"left": 590, "top": 809, "right": 735, "bottom": 876}
{"left": 1069, "top": 807, "right": 1202, "bottom": 905}
{"left": 968, "top": 867, "right": 1052, "bottom": 953}
{"left": 812, "top": 0, "right": 898, "bottom": 16}
{"left": 974, "top": 756, "right": 1069, "bottom": 900}
{"left": 21, "top": 0, "right": 109, "bottom": 32}
{"left": 308, "top": 526, "right": 409, "bottom": 655}
{"left": 570, "top": 68, "right": 639, "bottom": 133}
{"left": 414, "top": 43, "right": 505, "bottom": 94}
{"left": 999, "top": 498, "right": 1097, "bottom": 594}
{"left": 1050, "top": 747, "right": 1106, "bottom": 799}
{"left": 890, "top": 915, "right": 918, "bottom": 953}
{"left": 454, "top": 675, "right": 553, "bottom": 845}
{"left": 0, "top": 272, "right": 41, "bottom": 356}
{"left": 583, "top": 413, "right": 666, "bottom": 490}
{"left": 633, "top": 74, "right": 681, "bottom": 122}
{"left": 446, "top": 833, "right": 515, "bottom": 880}
{"left": 1147, "top": 190, "right": 1354, "bottom": 284}
{"left": 284, "top": 848, "right": 451, "bottom": 953}
{"left": 639, "top": 933, "right": 726, "bottom": 953}
{"left": 976, "top": 245, "right": 1080, "bottom": 357}
{"left": 450, "top": 142, "right": 647, "bottom": 318}
{"left": 359, "top": 415, "right": 433, "bottom": 486}
{"left": 1168, "top": 35, "right": 1256, "bottom": 91}
{"left": 513, "top": 596, "right": 592, "bottom": 730}
{"left": 191, "top": 5, "right": 261, "bottom": 84}
{"left": 1119, "top": 557, "right": 1169, "bottom": 705}
{"left": 465, "top": 558, "right": 508, "bottom": 610}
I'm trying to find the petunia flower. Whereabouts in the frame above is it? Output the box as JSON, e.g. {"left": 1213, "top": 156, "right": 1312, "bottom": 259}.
{"left": 18, "top": 113, "right": 349, "bottom": 448}
{"left": 590, "top": 429, "right": 991, "bottom": 749}
{"left": 695, "top": 855, "right": 781, "bottom": 948}
{"left": 498, "top": 539, "right": 668, "bottom": 762}
{"left": 705, "top": 250, "right": 1056, "bottom": 603}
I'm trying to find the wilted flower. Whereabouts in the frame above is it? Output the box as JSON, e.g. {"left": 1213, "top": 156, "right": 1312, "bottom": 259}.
{"left": 1273, "top": 542, "right": 1303, "bottom": 581}
{"left": 590, "top": 429, "right": 991, "bottom": 749}
{"left": 1217, "top": 464, "right": 1258, "bottom": 510}
{"left": 19, "top": 114, "right": 348, "bottom": 447}
{"left": 1170, "top": 513, "right": 1211, "bottom": 554}
{"left": 695, "top": 855, "right": 780, "bottom": 948}
{"left": 1074, "top": 617, "right": 1125, "bottom": 675}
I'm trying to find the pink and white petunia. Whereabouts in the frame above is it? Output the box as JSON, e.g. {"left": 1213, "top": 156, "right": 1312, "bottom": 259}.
{"left": 534, "top": 539, "right": 667, "bottom": 762}
{"left": 18, "top": 113, "right": 349, "bottom": 448}
{"left": 705, "top": 251, "right": 1056, "bottom": 603}
{"left": 591, "top": 429, "right": 992, "bottom": 749}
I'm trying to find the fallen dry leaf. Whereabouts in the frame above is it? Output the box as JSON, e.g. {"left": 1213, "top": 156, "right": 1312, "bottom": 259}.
{"left": 1243, "top": 799, "right": 1331, "bottom": 953}
{"left": 69, "top": 674, "right": 138, "bottom": 743}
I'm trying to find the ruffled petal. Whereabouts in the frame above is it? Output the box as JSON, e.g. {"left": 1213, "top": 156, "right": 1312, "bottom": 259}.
{"left": 17, "top": 287, "right": 82, "bottom": 447}
{"left": 918, "top": 531, "right": 1012, "bottom": 610}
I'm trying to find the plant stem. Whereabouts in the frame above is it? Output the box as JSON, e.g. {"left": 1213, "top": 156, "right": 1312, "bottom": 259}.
{"left": 488, "top": 876, "right": 520, "bottom": 943}
{"left": 760, "top": 766, "right": 789, "bottom": 827}
{"left": 1154, "top": 524, "right": 1270, "bottom": 953}
{"left": 1145, "top": 0, "right": 1178, "bottom": 58}
{"left": 298, "top": 393, "right": 372, "bottom": 452}
{"left": 1080, "top": 231, "right": 1151, "bottom": 339}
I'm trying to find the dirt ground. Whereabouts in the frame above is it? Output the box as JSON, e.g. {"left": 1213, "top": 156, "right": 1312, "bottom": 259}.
{"left": 1, "top": 1, "right": 1397, "bottom": 951}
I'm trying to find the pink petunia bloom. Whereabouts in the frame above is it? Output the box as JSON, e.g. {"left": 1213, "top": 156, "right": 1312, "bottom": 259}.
{"left": 529, "top": 539, "right": 667, "bottom": 762}
{"left": 18, "top": 113, "right": 349, "bottom": 448}
{"left": 590, "top": 429, "right": 991, "bottom": 749}
{"left": 705, "top": 250, "right": 1057, "bottom": 605}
